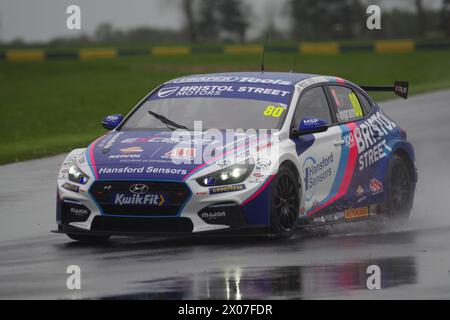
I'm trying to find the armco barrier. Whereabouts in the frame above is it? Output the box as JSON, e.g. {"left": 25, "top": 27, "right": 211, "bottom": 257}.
{"left": 374, "top": 40, "right": 415, "bottom": 54}
{"left": 1, "top": 40, "right": 448, "bottom": 62}
{"left": 151, "top": 46, "right": 191, "bottom": 55}
{"left": 79, "top": 48, "right": 117, "bottom": 60}
{"left": 299, "top": 42, "right": 339, "bottom": 55}
{"left": 5, "top": 50, "right": 45, "bottom": 61}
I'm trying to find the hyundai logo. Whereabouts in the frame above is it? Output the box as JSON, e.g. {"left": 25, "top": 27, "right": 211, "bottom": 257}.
{"left": 129, "top": 184, "right": 149, "bottom": 195}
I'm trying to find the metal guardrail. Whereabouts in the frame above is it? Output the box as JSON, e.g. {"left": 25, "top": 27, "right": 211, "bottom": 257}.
{"left": 1, "top": 40, "right": 449, "bottom": 61}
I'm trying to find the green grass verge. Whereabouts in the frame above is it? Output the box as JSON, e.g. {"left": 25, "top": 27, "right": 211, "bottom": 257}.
{"left": 1, "top": 51, "right": 450, "bottom": 165}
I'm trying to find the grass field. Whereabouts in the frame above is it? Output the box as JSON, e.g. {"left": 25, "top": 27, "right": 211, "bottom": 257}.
{"left": 1, "top": 51, "right": 450, "bottom": 165}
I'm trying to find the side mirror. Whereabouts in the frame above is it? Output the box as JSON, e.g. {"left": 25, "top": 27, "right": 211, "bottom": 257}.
{"left": 102, "top": 114, "right": 124, "bottom": 130}
{"left": 292, "top": 117, "right": 329, "bottom": 136}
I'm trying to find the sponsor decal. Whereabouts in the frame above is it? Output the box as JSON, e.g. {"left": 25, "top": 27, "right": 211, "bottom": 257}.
{"left": 256, "top": 141, "right": 273, "bottom": 152}
{"left": 121, "top": 137, "right": 151, "bottom": 144}
{"left": 172, "top": 85, "right": 291, "bottom": 99}
{"left": 209, "top": 184, "right": 246, "bottom": 195}
{"left": 158, "top": 86, "right": 179, "bottom": 98}
{"left": 151, "top": 82, "right": 293, "bottom": 104}
{"left": 303, "top": 153, "right": 334, "bottom": 201}
{"left": 356, "top": 185, "right": 365, "bottom": 197}
{"left": 113, "top": 193, "right": 166, "bottom": 206}
{"left": 370, "top": 178, "right": 384, "bottom": 195}
{"left": 69, "top": 207, "right": 89, "bottom": 216}
{"left": 200, "top": 211, "right": 226, "bottom": 220}
{"left": 195, "top": 191, "right": 208, "bottom": 197}
{"left": 108, "top": 154, "right": 141, "bottom": 159}
{"left": 303, "top": 118, "right": 320, "bottom": 126}
{"left": 171, "top": 76, "right": 293, "bottom": 86}
{"left": 344, "top": 110, "right": 396, "bottom": 171}
{"left": 121, "top": 136, "right": 218, "bottom": 146}
{"left": 164, "top": 147, "right": 196, "bottom": 160}
{"left": 98, "top": 166, "right": 188, "bottom": 176}
{"left": 120, "top": 146, "right": 144, "bottom": 154}
{"left": 216, "top": 158, "right": 234, "bottom": 168}
{"left": 344, "top": 207, "right": 369, "bottom": 220}
{"left": 255, "top": 158, "right": 271, "bottom": 171}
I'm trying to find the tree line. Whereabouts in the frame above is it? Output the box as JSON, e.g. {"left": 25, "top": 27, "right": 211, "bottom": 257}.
{"left": 2, "top": 0, "right": 450, "bottom": 46}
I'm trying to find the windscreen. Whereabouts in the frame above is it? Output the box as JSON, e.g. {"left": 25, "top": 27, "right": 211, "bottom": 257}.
{"left": 121, "top": 82, "right": 294, "bottom": 131}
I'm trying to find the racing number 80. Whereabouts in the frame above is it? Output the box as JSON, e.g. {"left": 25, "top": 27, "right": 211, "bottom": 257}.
{"left": 264, "top": 105, "right": 284, "bottom": 118}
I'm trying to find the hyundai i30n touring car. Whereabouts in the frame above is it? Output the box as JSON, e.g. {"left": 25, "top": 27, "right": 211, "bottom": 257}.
{"left": 55, "top": 72, "right": 417, "bottom": 242}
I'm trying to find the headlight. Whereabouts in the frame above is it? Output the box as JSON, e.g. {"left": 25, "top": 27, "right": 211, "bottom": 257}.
{"left": 68, "top": 165, "right": 90, "bottom": 184}
{"left": 197, "top": 164, "right": 254, "bottom": 187}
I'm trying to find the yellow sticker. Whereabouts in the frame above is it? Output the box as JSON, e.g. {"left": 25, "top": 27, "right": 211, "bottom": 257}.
{"left": 263, "top": 105, "right": 285, "bottom": 118}
{"left": 349, "top": 92, "right": 363, "bottom": 117}
{"left": 344, "top": 207, "right": 369, "bottom": 220}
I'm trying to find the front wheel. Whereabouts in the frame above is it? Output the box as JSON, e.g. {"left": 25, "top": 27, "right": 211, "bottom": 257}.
{"left": 270, "top": 166, "right": 300, "bottom": 239}
{"left": 382, "top": 154, "right": 415, "bottom": 225}
{"left": 66, "top": 233, "right": 111, "bottom": 244}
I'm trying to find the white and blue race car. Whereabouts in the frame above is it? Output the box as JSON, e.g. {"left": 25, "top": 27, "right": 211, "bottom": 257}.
{"left": 55, "top": 72, "right": 417, "bottom": 242}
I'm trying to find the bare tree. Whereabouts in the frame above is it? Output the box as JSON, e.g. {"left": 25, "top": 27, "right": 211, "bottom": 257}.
{"left": 415, "top": 0, "right": 427, "bottom": 36}
{"left": 441, "top": 0, "right": 450, "bottom": 36}
{"left": 181, "top": 0, "right": 197, "bottom": 43}
{"left": 197, "top": 0, "right": 220, "bottom": 42}
{"left": 217, "top": 0, "right": 249, "bottom": 42}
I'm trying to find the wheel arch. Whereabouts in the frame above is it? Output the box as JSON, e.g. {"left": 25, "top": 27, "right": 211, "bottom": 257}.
{"left": 391, "top": 144, "right": 417, "bottom": 184}
{"left": 280, "top": 159, "right": 300, "bottom": 181}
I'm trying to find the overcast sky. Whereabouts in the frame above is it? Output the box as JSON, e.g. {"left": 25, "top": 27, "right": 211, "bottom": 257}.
{"left": 0, "top": 0, "right": 444, "bottom": 43}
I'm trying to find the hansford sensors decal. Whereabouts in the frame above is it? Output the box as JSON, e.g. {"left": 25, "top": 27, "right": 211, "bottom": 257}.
{"left": 303, "top": 153, "right": 335, "bottom": 201}
{"left": 98, "top": 166, "right": 188, "bottom": 176}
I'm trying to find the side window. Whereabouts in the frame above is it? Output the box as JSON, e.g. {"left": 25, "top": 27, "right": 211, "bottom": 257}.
{"left": 356, "top": 91, "right": 372, "bottom": 115}
{"left": 293, "top": 86, "right": 333, "bottom": 129}
{"left": 329, "top": 86, "right": 364, "bottom": 122}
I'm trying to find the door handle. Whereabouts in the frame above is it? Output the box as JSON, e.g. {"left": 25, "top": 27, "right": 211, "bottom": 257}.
{"left": 333, "top": 140, "right": 345, "bottom": 146}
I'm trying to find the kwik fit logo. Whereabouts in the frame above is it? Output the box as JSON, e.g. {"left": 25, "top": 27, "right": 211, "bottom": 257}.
{"left": 114, "top": 194, "right": 165, "bottom": 206}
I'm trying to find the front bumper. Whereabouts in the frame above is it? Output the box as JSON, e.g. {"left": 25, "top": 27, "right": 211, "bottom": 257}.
{"left": 53, "top": 216, "right": 268, "bottom": 237}
{"left": 56, "top": 177, "right": 271, "bottom": 235}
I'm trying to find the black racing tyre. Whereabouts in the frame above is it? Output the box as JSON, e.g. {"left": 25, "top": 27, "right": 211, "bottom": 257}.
{"left": 383, "top": 154, "right": 415, "bottom": 225}
{"left": 270, "top": 166, "right": 300, "bottom": 239}
{"left": 66, "top": 233, "right": 111, "bottom": 243}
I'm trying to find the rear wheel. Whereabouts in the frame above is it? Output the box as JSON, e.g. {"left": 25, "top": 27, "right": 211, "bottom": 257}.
{"left": 270, "top": 166, "right": 300, "bottom": 239}
{"left": 382, "top": 154, "right": 414, "bottom": 225}
{"left": 66, "top": 233, "right": 111, "bottom": 244}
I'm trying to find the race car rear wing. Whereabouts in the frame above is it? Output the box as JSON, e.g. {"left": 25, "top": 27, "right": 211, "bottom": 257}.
{"left": 361, "top": 81, "right": 409, "bottom": 99}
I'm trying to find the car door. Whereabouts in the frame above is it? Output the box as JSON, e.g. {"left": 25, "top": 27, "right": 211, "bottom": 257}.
{"left": 291, "top": 85, "right": 345, "bottom": 216}
{"left": 325, "top": 84, "right": 372, "bottom": 210}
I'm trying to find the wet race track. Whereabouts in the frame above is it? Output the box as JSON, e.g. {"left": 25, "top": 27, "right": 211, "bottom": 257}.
{"left": 1, "top": 90, "right": 450, "bottom": 299}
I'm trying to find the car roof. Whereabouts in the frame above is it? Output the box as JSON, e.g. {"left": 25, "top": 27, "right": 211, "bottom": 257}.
{"left": 169, "top": 72, "right": 321, "bottom": 86}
